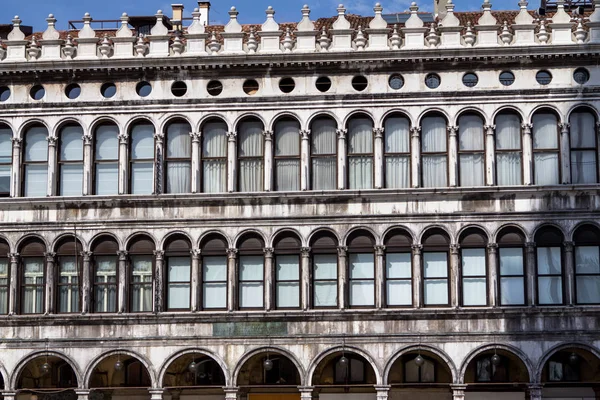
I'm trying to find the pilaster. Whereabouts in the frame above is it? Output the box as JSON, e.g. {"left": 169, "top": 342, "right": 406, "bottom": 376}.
{"left": 375, "top": 385, "right": 391, "bottom": 400}
{"left": 227, "top": 248, "right": 238, "bottom": 311}
{"left": 118, "top": 133, "right": 128, "bottom": 194}
{"left": 526, "top": 384, "right": 543, "bottom": 400}
{"left": 154, "top": 132, "right": 165, "bottom": 195}
{"left": 300, "top": 130, "right": 311, "bottom": 191}
{"left": 81, "top": 251, "right": 92, "bottom": 314}
{"left": 190, "top": 132, "right": 201, "bottom": 193}
{"left": 82, "top": 134, "right": 92, "bottom": 195}
{"left": 117, "top": 250, "right": 128, "bottom": 313}
{"left": 44, "top": 252, "right": 56, "bottom": 314}
{"left": 301, "top": 247, "right": 311, "bottom": 310}
{"left": 563, "top": 241, "right": 575, "bottom": 305}
{"left": 11, "top": 138, "right": 21, "bottom": 197}
{"left": 8, "top": 253, "right": 18, "bottom": 315}
{"left": 450, "top": 244, "right": 460, "bottom": 307}
{"left": 153, "top": 250, "right": 165, "bottom": 313}
{"left": 525, "top": 242, "right": 536, "bottom": 306}
{"left": 374, "top": 245, "right": 385, "bottom": 309}
{"left": 191, "top": 248, "right": 201, "bottom": 311}
{"left": 412, "top": 244, "right": 422, "bottom": 308}
{"left": 451, "top": 384, "right": 468, "bottom": 400}
{"left": 487, "top": 243, "right": 498, "bottom": 307}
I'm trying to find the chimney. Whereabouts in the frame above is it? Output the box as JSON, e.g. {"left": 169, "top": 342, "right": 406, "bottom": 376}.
{"left": 198, "top": 1, "right": 210, "bottom": 26}
{"left": 171, "top": 4, "right": 184, "bottom": 31}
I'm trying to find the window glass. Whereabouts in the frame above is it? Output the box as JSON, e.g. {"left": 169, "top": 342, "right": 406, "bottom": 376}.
{"left": 238, "top": 121, "right": 263, "bottom": 192}
{"left": 131, "top": 255, "right": 152, "bottom": 312}
{"left": 95, "top": 125, "right": 119, "bottom": 195}
{"left": 495, "top": 113, "right": 522, "bottom": 186}
{"left": 570, "top": 111, "right": 597, "bottom": 184}
{"left": 462, "top": 248, "right": 487, "bottom": 306}
{"left": 499, "top": 247, "right": 524, "bottom": 305}
{"left": 166, "top": 122, "right": 191, "bottom": 194}
{"left": 203, "top": 256, "right": 227, "bottom": 309}
{"left": 22, "top": 257, "right": 45, "bottom": 314}
{"left": 203, "top": 122, "right": 228, "bottom": 193}
{"left": 421, "top": 116, "right": 447, "bottom": 188}
{"left": 275, "top": 120, "right": 300, "bottom": 191}
{"left": 130, "top": 124, "right": 154, "bottom": 195}
{"left": 348, "top": 118, "right": 373, "bottom": 190}
{"left": 58, "top": 256, "right": 79, "bottom": 313}
{"left": 239, "top": 255, "right": 264, "bottom": 308}
{"left": 313, "top": 254, "right": 337, "bottom": 307}
{"left": 0, "top": 128, "right": 12, "bottom": 195}
{"left": 94, "top": 255, "right": 117, "bottom": 313}
{"left": 423, "top": 252, "right": 448, "bottom": 305}
{"left": 532, "top": 113, "right": 559, "bottom": 185}
{"left": 167, "top": 256, "right": 190, "bottom": 309}
{"left": 386, "top": 252, "right": 411, "bottom": 306}
{"left": 60, "top": 126, "right": 84, "bottom": 196}
{"left": 349, "top": 253, "right": 374, "bottom": 306}
{"left": 276, "top": 255, "right": 300, "bottom": 308}
{"left": 384, "top": 117, "right": 410, "bottom": 189}
{"left": 311, "top": 118, "right": 337, "bottom": 190}
{"left": 458, "top": 115, "right": 484, "bottom": 187}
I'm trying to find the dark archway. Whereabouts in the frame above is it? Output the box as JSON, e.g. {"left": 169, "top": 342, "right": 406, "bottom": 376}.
{"left": 464, "top": 348, "right": 530, "bottom": 398}
{"left": 312, "top": 350, "right": 377, "bottom": 397}
{"left": 162, "top": 352, "right": 226, "bottom": 398}
{"left": 541, "top": 346, "right": 600, "bottom": 399}
{"left": 236, "top": 350, "right": 301, "bottom": 398}
{"left": 88, "top": 353, "right": 151, "bottom": 400}
{"left": 17, "top": 354, "right": 77, "bottom": 400}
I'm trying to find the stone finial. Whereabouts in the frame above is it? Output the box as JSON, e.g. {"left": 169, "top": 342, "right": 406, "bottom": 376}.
{"left": 440, "top": 0, "right": 460, "bottom": 27}
{"left": 116, "top": 12, "right": 133, "bottom": 38}
{"left": 27, "top": 36, "right": 41, "bottom": 59}
{"left": 134, "top": 35, "right": 147, "bottom": 56}
{"left": 514, "top": 0, "right": 533, "bottom": 24}
{"left": 208, "top": 31, "right": 221, "bottom": 54}
{"left": 247, "top": 27, "right": 258, "bottom": 53}
{"left": 262, "top": 6, "right": 280, "bottom": 31}
{"left": 405, "top": 2, "right": 424, "bottom": 28}
{"left": 463, "top": 22, "right": 476, "bottom": 46}
{"left": 551, "top": 0, "right": 571, "bottom": 23}
{"left": 537, "top": 18, "right": 549, "bottom": 43}
{"left": 98, "top": 34, "right": 112, "bottom": 58}
{"left": 369, "top": 3, "right": 388, "bottom": 29}
{"left": 574, "top": 18, "right": 587, "bottom": 43}
{"left": 150, "top": 10, "right": 169, "bottom": 35}
{"left": 8, "top": 15, "right": 25, "bottom": 41}
{"left": 297, "top": 4, "right": 315, "bottom": 31}
{"left": 282, "top": 27, "right": 294, "bottom": 52}
{"left": 79, "top": 12, "right": 96, "bottom": 39}
{"left": 426, "top": 23, "right": 440, "bottom": 46}
{"left": 188, "top": 8, "right": 206, "bottom": 34}
{"left": 332, "top": 4, "right": 351, "bottom": 30}
{"left": 62, "top": 34, "right": 76, "bottom": 58}
{"left": 225, "top": 6, "right": 242, "bottom": 33}
{"left": 478, "top": 0, "right": 498, "bottom": 25}
{"left": 171, "top": 33, "right": 184, "bottom": 55}
{"left": 390, "top": 24, "right": 401, "bottom": 49}
{"left": 354, "top": 26, "right": 366, "bottom": 50}
{"left": 499, "top": 21, "right": 513, "bottom": 44}
{"left": 42, "top": 14, "right": 60, "bottom": 40}
{"left": 318, "top": 26, "right": 330, "bottom": 51}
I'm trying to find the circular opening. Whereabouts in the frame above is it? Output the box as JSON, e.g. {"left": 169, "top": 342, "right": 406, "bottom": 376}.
{"left": 352, "top": 75, "right": 368, "bottom": 91}
{"left": 243, "top": 79, "right": 259, "bottom": 95}
{"left": 0, "top": 87, "right": 10, "bottom": 102}
{"left": 101, "top": 82, "right": 117, "bottom": 98}
{"left": 279, "top": 77, "right": 295, "bottom": 93}
{"left": 171, "top": 81, "right": 187, "bottom": 97}
{"left": 499, "top": 71, "right": 515, "bottom": 86}
{"left": 573, "top": 68, "right": 590, "bottom": 85}
{"left": 315, "top": 76, "right": 332, "bottom": 93}
{"left": 65, "top": 83, "right": 81, "bottom": 100}
{"left": 462, "top": 72, "right": 478, "bottom": 88}
{"left": 136, "top": 81, "right": 152, "bottom": 97}
{"left": 536, "top": 70, "right": 552, "bottom": 85}
{"left": 30, "top": 85, "right": 45, "bottom": 100}
{"left": 388, "top": 74, "right": 404, "bottom": 90}
{"left": 425, "top": 73, "right": 441, "bottom": 89}
{"left": 207, "top": 80, "right": 223, "bottom": 96}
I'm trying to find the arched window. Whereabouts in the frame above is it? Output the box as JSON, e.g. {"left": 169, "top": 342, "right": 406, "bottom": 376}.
{"left": 19, "top": 238, "right": 46, "bottom": 314}
{"left": 384, "top": 115, "right": 410, "bottom": 188}
{"left": 165, "top": 235, "right": 191, "bottom": 311}
{"left": 497, "top": 227, "right": 526, "bottom": 306}
{"left": 532, "top": 112, "right": 560, "bottom": 185}
{"left": 422, "top": 229, "right": 450, "bottom": 306}
{"left": 238, "top": 119, "right": 264, "bottom": 192}
{"left": 458, "top": 114, "right": 485, "bottom": 187}
{"left": 92, "top": 237, "right": 118, "bottom": 313}
{"left": 347, "top": 116, "right": 374, "bottom": 189}
{"left": 128, "top": 236, "right": 154, "bottom": 312}
{"left": 56, "top": 236, "right": 82, "bottom": 313}
{"left": 0, "top": 240, "right": 9, "bottom": 314}
{"left": 310, "top": 117, "right": 337, "bottom": 190}
{"left": 384, "top": 230, "right": 412, "bottom": 307}
{"left": 165, "top": 121, "right": 192, "bottom": 194}
{"left": 573, "top": 225, "right": 600, "bottom": 304}
{"left": 23, "top": 125, "right": 49, "bottom": 197}
{"left": 535, "top": 226, "right": 564, "bottom": 305}
{"left": 569, "top": 110, "right": 598, "bottom": 184}
{"left": 0, "top": 125, "right": 13, "bottom": 197}
{"left": 347, "top": 231, "right": 375, "bottom": 307}
{"left": 495, "top": 111, "right": 522, "bottom": 186}
{"left": 238, "top": 234, "right": 264, "bottom": 309}
{"left": 94, "top": 123, "right": 119, "bottom": 195}
{"left": 460, "top": 229, "right": 488, "bottom": 306}
{"left": 274, "top": 118, "right": 301, "bottom": 191}
{"left": 202, "top": 120, "right": 228, "bottom": 193}
{"left": 421, "top": 115, "right": 447, "bottom": 188}
{"left": 310, "top": 231, "right": 338, "bottom": 308}
{"left": 200, "top": 234, "right": 228, "bottom": 310}
{"left": 129, "top": 123, "right": 154, "bottom": 195}
{"left": 58, "top": 124, "right": 84, "bottom": 196}
{"left": 274, "top": 232, "right": 301, "bottom": 309}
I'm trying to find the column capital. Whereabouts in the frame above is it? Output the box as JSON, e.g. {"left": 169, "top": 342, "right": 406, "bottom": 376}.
{"left": 46, "top": 136, "right": 58, "bottom": 146}
{"left": 118, "top": 133, "right": 128, "bottom": 144}
{"left": 336, "top": 129, "right": 347, "bottom": 140}
{"left": 450, "top": 244, "right": 460, "bottom": 254}
{"left": 484, "top": 125, "right": 496, "bottom": 134}
{"left": 44, "top": 252, "right": 56, "bottom": 262}
{"left": 451, "top": 384, "right": 468, "bottom": 392}
{"left": 410, "top": 126, "right": 421, "bottom": 137}
{"left": 263, "top": 130, "right": 273, "bottom": 141}
{"left": 153, "top": 250, "right": 165, "bottom": 260}
{"left": 373, "top": 127, "right": 384, "bottom": 138}
{"left": 11, "top": 137, "right": 22, "bottom": 147}
{"left": 81, "top": 251, "right": 93, "bottom": 260}
{"left": 487, "top": 243, "right": 498, "bottom": 253}
{"left": 117, "top": 250, "right": 128, "bottom": 260}
{"left": 227, "top": 131, "right": 237, "bottom": 142}
{"left": 300, "top": 129, "right": 311, "bottom": 140}
{"left": 525, "top": 241, "right": 536, "bottom": 250}
{"left": 447, "top": 126, "right": 458, "bottom": 136}
{"left": 263, "top": 247, "right": 274, "bottom": 257}
{"left": 374, "top": 245, "right": 386, "bottom": 256}
{"left": 559, "top": 122, "right": 570, "bottom": 133}
{"left": 9, "top": 252, "right": 19, "bottom": 262}
{"left": 411, "top": 244, "right": 423, "bottom": 255}
{"left": 521, "top": 123, "right": 532, "bottom": 134}
{"left": 301, "top": 247, "right": 311, "bottom": 257}
{"left": 82, "top": 134, "right": 93, "bottom": 145}
{"left": 298, "top": 386, "right": 315, "bottom": 392}
{"left": 227, "top": 248, "right": 238, "bottom": 259}
{"left": 563, "top": 241, "right": 574, "bottom": 252}
{"left": 189, "top": 131, "right": 202, "bottom": 142}
{"left": 154, "top": 132, "right": 165, "bottom": 142}
{"left": 190, "top": 248, "right": 201, "bottom": 259}
{"left": 337, "top": 246, "right": 348, "bottom": 257}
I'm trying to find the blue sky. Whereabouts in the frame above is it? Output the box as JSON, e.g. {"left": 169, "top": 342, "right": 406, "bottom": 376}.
{"left": 4, "top": 0, "right": 534, "bottom": 31}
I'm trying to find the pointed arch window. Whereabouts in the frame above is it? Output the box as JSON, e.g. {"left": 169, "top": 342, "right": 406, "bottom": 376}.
{"left": 0, "top": 125, "right": 12, "bottom": 197}
{"left": 129, "top": 123, "right": 154, "bottom": 195}
{"left": 238, "top": 235, "right": 265, "bottom": 309}
{"left": 56, "top": 237, "right": 82, "bottom": 313}
{"left": 421, "top": 115, "right": 448, "bottom": 188}
{"left": 573, "top": 225, "right": 600, "bottom": 304}
{"left": 58, "top": 125, "right": 84, "bottom": 196}
{"left": 495, "top": 112, "right": 522, "bottom": 186}
{"left": 535, "top": 227, "right": 564, "bottom": 305}
{"left": 166, "top": 121, "right": 192, "bottom": 194}
{"left": 532, "top": 112, "right": 560, "bottom": 185}
{"left": 384, "top": 116, "right": 410, "bottom": 188}
{"left": 460, "top": 229, "right": 488, "bottom": 306}
{"left": 458, "top": 114, "right": 485, "bottom": 187}
{"left": 238, "top": 119, "right": 264, "bottom": 192}
{"left": 202, "top": 120, "right": 228, "bottom": 193}
{"left": 94, "top": 123, "right": 119, "bottom": 195}
{"left": 274, "top": 233, "right": 301, "bottom": 309}
{"left": 384, "top": 230, "right": 412, "bottom": 307}
{"left": 128, "top": 236, "right": 154, "bottom": 312}
{"left": 311, "top": 232, "right": 338, "bottom": 308}
{"left": 92, "top": 237, "right": 118, "bottom": 313}
{"left": 274, "top": 119, "right": 301, "bottom": 191}
{"left": 19, "top": 239, "right": 46, "bottom": 314}
{"left": 310, "top": 117, "right": 337, "bottom": 190}
{"left": 348, "top": 117, "right": 374, "bottom": 189}
{"left": 347, "top": 231, "right": 375, "bottom": 307}
{"left": 23, "top": 125, "right": 49, "bottom": 197}
{"left": 165, "top": 236, "right": 191, "bottom": 310}
{"left": 200, "top": 235, "right": 228, "bottom": 309}
{"left": 497, "top": 228, "right": 526, "bottom": 306}
{"left": 570, "top": 110, "right": 598, "bottom": 184}
{"left": 422, "top": 229, "right": 450, "bottom": 306}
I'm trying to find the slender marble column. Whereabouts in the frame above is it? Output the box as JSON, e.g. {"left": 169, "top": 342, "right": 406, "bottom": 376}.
{"left": 81, "top": 251, "right": 92, "bottom": 314}
{"left": 299, "top": 386, "right": 315, "bottom": 400}
{"left": 224, "top": 388, "right": 239, "bottom": 400}
{"left": 44, "top": 251, "right": 56, "bottom": 314}
{"left": 563, "top": 241, "right": 575, "bottom": 305}
{"left": 301, "top": 247, "right": 310, "bottom": 310}
{"left": 227, "top": 132, "right": 237, "bottom": 192}
{"left": 526, "top": 384, "right": 543, "bottom": 400}
{"left": 153, "top": 250, "right": 164, "bottom": 313}
{"left": 337, "top": 246, "right": 348, "bottom": 309}
{"left": 451, "top": 385, "right": 468, "bottom": 400}
{"left": 485, "top": 125, "right": 496, "bottom": 186}
{"left": 450, "top": 244, "right": 460, "bottom": 307}
{"left": 117, "top": 250, "right": 128, "bottom": 313}
{"left": 337, "top": 129, "right": 347, "bottom": 190}
{"left": 522, "top": 123, "right": 533, "bottom": 185}
{"left": 375, "top": 245, "right": 385, "bottom": 309}
{"left": 525, "top": 242, "right": 536, "bottom": 306}
{"left": 300, "top": 130, "right": 311, "bottom": 191}
{"left": 191, "top": 248, "right": 201, "bottom": 311}
{"left": 46, "top": 136, "right": 57, "bottom": 196}
{"left": 375, "top": 385, "right": 391, "bottom": 400}
{"left": 559, "top": 123, "right": 571, "bottom": 184}
{"left": 118, "top": 133, "right": 128, "bottom": 195}
{"left": 227, "top": 248, "right": 238, "bottom": 311}
{"left": 264, "top": 247, "right": 274, "bottom": 311}
{"left": 8, "top": 253, "right": 18, "bottom": 315}
{"left": 374, "top": 127, "right": 384, "bottom": 189}
{"left": 154, "top": 132, "right": 165, "bottom": 194}
{"left": 148, "top": 389, "right": 164, "bottom": 400}
{"left": 264, "top": 130, "right": 273, "bottom": 191}
{"left": 487, "top": 243, "right": 498, "bottom": 307}
{"left": 412, "top": 244, "right": 422, "bottom": 308}
{"left": 190, "top": 132, "right": 201, "bottom": 193}
{"left": 448, "top": 126, "right": 458, "bottom": 187}
{"left": 82, "top": 134, "right": 92, "bottom": 195}
{"left": 410, "top": 127, "right": 421, "bottom": 188}
{"left": 11, "top": 138, "right": 21, "bottom": 197}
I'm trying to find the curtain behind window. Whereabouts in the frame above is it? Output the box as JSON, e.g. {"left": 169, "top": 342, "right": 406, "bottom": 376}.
{"left": 570, "top": 111, "right": 597, "bottom": 184}
{"left": 0, "top": 128, "right": 11, "bottom": 194}
{"left": 23, "top": 257, "right": 44, "bottom": 313}
{"left": 94, "top": 255, "right": 117, "bottom": 312}
{"left": 203, "top": 122, "right": 228, "bottom": 193}
{"left": 24, "top": 127, "right": 48, "bottom": 197}
{"left": 60, "top": 126, "right": 84, "bottom": 196}
{"left": 458, "top": 115, "right": 484, "bottom": 186}
{"left": 203, "top": 256, "right": 227, "bottom": 308}
{"left": 167, "top": 123, "right": 191, "bottom": 194}
{"left": 95, "top": 125, "right": 119, "bottom": 195}
{"left": 239, "top": 255, "right": 264, "bottom": 308}
{"left": 349, "top": 253, "right": 374, "bottom": 306}
{"left": 386, "top": 253, "right": 412, "bottom": 306}
{"left": 348, "top": 118, "right": 373, "bottom": 189}
{"left": 533, "top": 113, "right": 559, "bottom": 185}
{"left": 276, "top": 255, "right": 300, "bottom": 307}
{"left": 499, "top": 248, "right": 524, "bottom": 305}
{"left": 422, "top": 117, "right": 447, "bottom": 187}
{"left": 384, "top": 117, "right": 410, "bottom": 188}
{"left": 575, "top": 246, "right": 600, "bottom": 304}
{"left": 168, "top": 256, "right": 191, "bottom": 309}
{"left": 313, "top": 254, "right": 337, "bottom": 307}
{"left": 131, "top": 255, "right": 152, "bottom": 312}
{"left": 537, "top": 247, "right": 563, "bottom": 304}
{"left": 423, "top": 252, "right": 448, "bottom": 305}
{"left": 238, "top": 121, "right": 264, "bottom": 192}
{"left": 311, "top": 119, "right": 337, "bottom": 190}
{"left": 131, "top": 124, "right": 154, "bottom": 195}
{"left": 275, "top": 121, "right": 300, "bottom": 191}
{"left": 495, "top": 114, "right": 522, "bottom": 186}
{"left": 58, "top": 256, "right": 79, "bottom": 313}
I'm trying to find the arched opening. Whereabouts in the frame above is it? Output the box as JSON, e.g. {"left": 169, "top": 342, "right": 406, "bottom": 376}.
{"left": 237, "top": 117, "right": 264, "bottom": 193}
{"left": 464, "top": 348, "right": 529, "bottom": 399}
{"left": 309, "top": 231, "right": 339, "bottom": 308}
{"left": 58, "top": 123, "right": 84, "bottom": 196}
{"left": 572, "top": 224, "right": 600, "bottom": 304}
{"left": 346, "top": 230, "right": 376, "bottom": 308}
{"left": 312, "top": 350, "right": 377, "bottom": 398}
{"left": 127, "top": 235, "right": 155, "bottom": 313}
{"left": 421, "top": 228, "right": 451, "bottom": 307}
{"left": 273, "top": 231, "right": 302, "bottom": 310}
{"left": 91, "top": 235, "right": 119, "bottom": 313}
{"left": 164, "top": 119, "right": 192, "bottom": 194}
{"left": 18, "top": 237, "right": 47, "bottom": 314}
{"left": 309, "top": 116, "right": 337, "bottom": 191}
{"left": 0, "top": 123, "right": 12, "bottom": 197}
{"left": 89, "top": 353, "right": 151, "bottom": 399}
{"left": 22, "top": 124, "right": 49, "bottom": 197}
{"left": 459, "top": 228, "right": 489, "bottom": 307}
{"left": 199, "top": 233, "right": 228, "bottom": 310}
{"left": 237, "top": 233, "right": 265, "bottom": 310}
{"left": 383, "top": 113, "right": 411, "bottom": 189}
{"left": 534, "top": 226, "right": 565, "bottom": 306}
{"left": 93, "top": 122, "right": 119, "bottom": 196}
{"left": 237, "top": 351, "right": 301, "bottom": 399}
{"left": 531, "top": 109, "right": 560, "bottom": 186}
{"left": 55, "top": 235, "right": 83, "bottom": 314}
{"left": 346, "top": 114, "right": 374, "bottom": 190}
{"left": 496, "top": 226, "right": 526, "bottom": 306}
{"left": 420, "top": 113, "right": 448, "bottom": 188}
{"left": 387, "top": 349, "right": 453, "bottom": 399}
{"left": 16, "top": 354, "right": 77, "bottom": 400}
{"left": 541, "top": 346, "right": 600, "bottom": 399}
{"left": 569, "top": 107, "right": 598, "bottom": 184}
{"left": 164, "top": 234, "right": 192, "bottom": 311}
{"left": 493, "top": 110, "right": 522, "bottom": 186}
{"left": 0, "top": 238, "right": 9, "bottom": 314}
{"left": 200, "top": 118, "right": 228, "bottom": 194}
{"left": 162, "top": 352, "right": 225, "bottom": 398}
{"left": 273, "top": 117, "right": 301, "bottom": 192}
{"left": 457, "top": 112, "right": 485, "bottom": 187}
{"left": 129, "top": 121, "right": 155, "bottom": 195}
{"left": 383, "top": 229, "right": 413, "bottom": 307}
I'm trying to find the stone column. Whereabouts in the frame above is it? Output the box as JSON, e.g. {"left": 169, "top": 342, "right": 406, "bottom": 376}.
{"left": 82, "top": 134, "right": 93, "bottom": 195}
{"left": 154, "top": 132, "right": 165, "bottom": 194}
{"left": 374, "top": 127, "right": 384, "bottom": 189}
{"left": 190, "top": 248, "right": 201, "bottom": 311}
{"left": 118, "top": 133, "right": 128, "bottom": 195}
{"left": 8, "top": 253, "right": 18, "bottom": 315}
{"left": 522, "top": 123, "right": 533, "bottom": 185}
{"left": 190, "top": 132, "right": 201, "bottom": 193}
{"left": 81, "top": 251, "right": 92, "bottom": 314}
{"left": 299, "top": 386, "right": 315, "bottom": 400}
{"left": 375, "top": 245, "right": 385, "bottom": 309}
{"left": 337, "top": 246, "right": 348, "bottom": 309}
{"left": 487, "top": 243, "right": 498, "bottom": 307}
{"left": 44, "top": 252, "right": 56, "bottom": 314}
{"left": 375, "top": 385, "right": 391, "bottom": 400}
{"left": 227, "top": 248, "right": 238, "bottom": 311}
{"left": 264, "top": 247, "right": 274, "bottom": 311}
{"left": 46, "top": 136, "right": 57, "bottom": 196}
{"left": 224, "top": 387, "right": 239, "bottom": 400}
{"left": 412, "top": 244, "right": 422, "bottom": 308}
{"left": 2, "top": 391, "right": 17, "bottom": 400}
{"left": 337, "top": 129, "right": 347, "bottom": 190}
{"left": 448, "top": 126, "right": 458, "bottom": 187}
{"left": 485, "top": 125, "right": 496, "bottom": 186}
{"left": 563, "top": 241, "right": 575, "bottom": 306}
{"left": 227, "top": 132, "right": 237, "bottom": 193}
{"left": 264, "top": 130, "right": 273, "bottom": 192}
{"left": 153, "top": 250, "right": 164, "bottom": 313}
{"left": 410, "top": 127, "right": 421, "bottom": 188}
{"left": 117, "top": 250, "right": 128, "bottom": 313}
{"left": 526, "top": 384, "right": 543, "bottom": 400}
{"left": 75, "top": 390, "right": 90, "bottom": 400}
{"left": 300, "top": 130, "right": 311, "bottom": 191}
{"left": 450, "top": 244, "right": 460, "bottom": 307}
{"left": 525, "top": 242, "right": 536, "bottom": 306}
{"left": 559, "top": 123, "right": 571, "bottom": 184}
{"left": 148, "top": 389, "right": 164, "bottom": 400}
{"left": 301, "top": 247, "right": 311, "bottom": 310}
{"left": 451, "top": 384, "right": 468, "bottom": 400}
{"left": 11, "top": 138, "right": 22, "bottom": 197}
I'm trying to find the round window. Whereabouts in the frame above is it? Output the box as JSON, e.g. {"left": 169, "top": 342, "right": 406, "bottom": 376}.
{"left": 499, "top": 71, "right": 515, "bottom": 86}
{"left": 388, "top": 74, "right": 404, "bottom": 90}
{"left": 243, "top": 79, "right": 259, "bottom": 95}
{"left": 171, "top": 81, "right": 187, "bottom": 97}
{"left": 315, "top": 76, "right": 332, "bottom": 93}
{"left": 425, "top": 73, "right": 441, "bottom": 89}
{"left": 279, "top": 77, "right": 295, "bottom": 93}
{"left": 0, "top": 87, "right": 11, "bottom": 102}
{"left": 101, "top": 82, "right": 117, "bottom": 98}
{"left": 573, "top": 68, "right": 590, "bottom": 85}
{"left": 207, "top": 80, "right": 223, "bottom": 96}
{"left": 462, "top": 72, "right": 478, "bottom": 88}
{"left": 30, "top": 85, "right": 45, "bottom": 100}
{"left": 65, "top": 83, "right": 81, "bottom": 100}
{"left": 136, "top": 81, "right": 152, "bottom": 97}
{"left": 351, "top": 75, "right": 368, "bottom": 91}
{"left": 536, "top": 70, "right": 552, "bottom": 85}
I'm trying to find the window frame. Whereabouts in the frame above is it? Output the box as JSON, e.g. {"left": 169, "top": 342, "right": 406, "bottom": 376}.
{"left": 92, "top": 241, "right": 119, "bottom": 314}
{"left": 535, "top": 228, "right": 565, "bottom": 306}
{"left": 237, "top": 119, "right": 265, "bottom": 193}
{"left": 310, "top": 117, "right": 338, "bottom": 191}
{"left": 311, "top": 234, "right": 339, "bottom": 309}
{"left": 200, "top": 237, "right": 228, "bottom": 311}
{"left": 573, "top": 226, "right": 600, "bottom": 305}
{"left": 58, "top": 124, "right": 84, "bottom": 197}
{"left": 128, "top": 122, "right": 155, "bottom": 195}
{"left": 569, "top": 110, "right": 598, "bottom": 184}
{"left": 383, "top": 233, "right": 413, "bottom": 308}
{"left": 347, "top": 117, "right": 375, "bottom": 190}
{"left": 274, "top": 252, "right": 301, "bottom": 310}
{"left": 164, "top": 240, "right": 192, "bottom": 312}
{"left": 457, "top": 113, "right": 486, "bottom": 187}
{"left": 348, "top": 251, "right": 375, "bottom": 308}
{"left": 494, "top": 112, "right": 523, "bottom": 186}
{"left": 532, "top": 112, "right": 561, "bottom": 186}
{"left": 273, "top": 119, "right": 301, "bottom": 192}
{"left": 19, "top": 253, "right": 46, "bottom": 315}
{"left": 420, "top": 115, "right": 449, "bottom": 188}
{"left": 55, "top": 239, "right": 82, "bottom": 314}
{"left": 164, "top": 121, "right": 193, "bottom": 194}
{"left": 0, "top": 125, "right": 13, "bottom": 197}
{"left": 0, "top": 243, "right": 9, "bottom": 315}
{"left": 128, "top": 238, "right": 155, "bottom": 313}
{"left": 383, "top": 115, "right": 411, "bottom": 189}
{"left": 22, "top": 125, "right": 49, "bottom": 197}
{"left": 237, "top": 236, "right": 265, "bottom": 310}
{"left": 421, "top": 231, "right": 451, "bottom": 307}
{"left": 201, "top": 120, "right": 229, "bottom": 194}
{"left": 93, "top": 123, "right": 120, "bottom": 196}
{"left": 459, "top": 233, "right": 489, "bottom": 307}
{"left": 497, "top": 230, "right": 527, "bottom": 307}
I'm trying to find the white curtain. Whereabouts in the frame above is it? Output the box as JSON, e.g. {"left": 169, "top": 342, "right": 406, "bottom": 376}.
{"left": 533, "top": 113, "right": 559, "bottom": 185}
{"left": 60, "top": 126, "right": 83, "bottom": 196}
{"left": 537, "top": 247, "right": 563, "bottom": 304}
{"left": 349, "top": 253, "right": 374, "bottom": 306}
{"left": 131, "top": 124, "right": 154, "bottom": 195}
{"left": 24, "top": 127, "right": 49, "bottom": 197}
{"left": 131, "top": 255, "right": 152, "bottom": 312}
{"left": 0, "top": 128, "right": 11, "bottom": 194}
{"left": 276, "top": 255, "right": 300, "bottom": 308}
{"left": 167, "top": 256, "right": 190, "bottom": 309}
{"left": 384, "top": 117, "right": 410, "bottom": 188}
{"left": 203, "top": 256, "right": 227, "bottom": 309}
{"left": 499, "top": 248, "right": 524, "bottom": 305}
{"left": 313, "top": 254, "right": 337, "bottom": 307}
{"left": 203, "top": 122, "right": 228, "bottom": 193}
{"left": 348, "top": 118, "right": 373, "bottom": 189}
{"left": 239, "top": 255, "right": 264, "bottom": 308}
{"left": 0, "top": 259, "right": 7, "bottom": 314}
{"left": 239, "top": 121, "right": 264, "bottom": 192}
{"left": 423, "top": 252, "right": 448, "bottom": 305}
{"left": 94, "top": 255, "right": 117, "bottom": 313}
{"left": 421, "top": 116, "right": 447, "bottom": 187}
{"left": 459, "top": 115, "right": 485, "bottom": 187}
{"left": 575, "top": 246, "right": 600, "bottom": 303}
{"left": 386, "top": 252, "right": 411, "bottom": 306}
{"left": 496, "top": 114, "right": 522, "bottom": 186}
{"left": 461, "top": 248, "right": 487, "bottom": 306}
{"left": 311, "top": 118, "right": 337, "bottom": 190}
{"left": 570, "top": 111, "right": 597, "bottom": 184}
{"left": 95, "top": 125, "right": 119, "bottom": 195}
{"left": 275, "top": 120, "right": 300, "bottom": 191}
{"left": 23, "top": 257, "right": 44, "bottom": 314}
{"left": 167, "top": 122, "right": 192, "bottom": 194}
{"left": 58, "top": 256, "right": 79, "bottom": 313}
